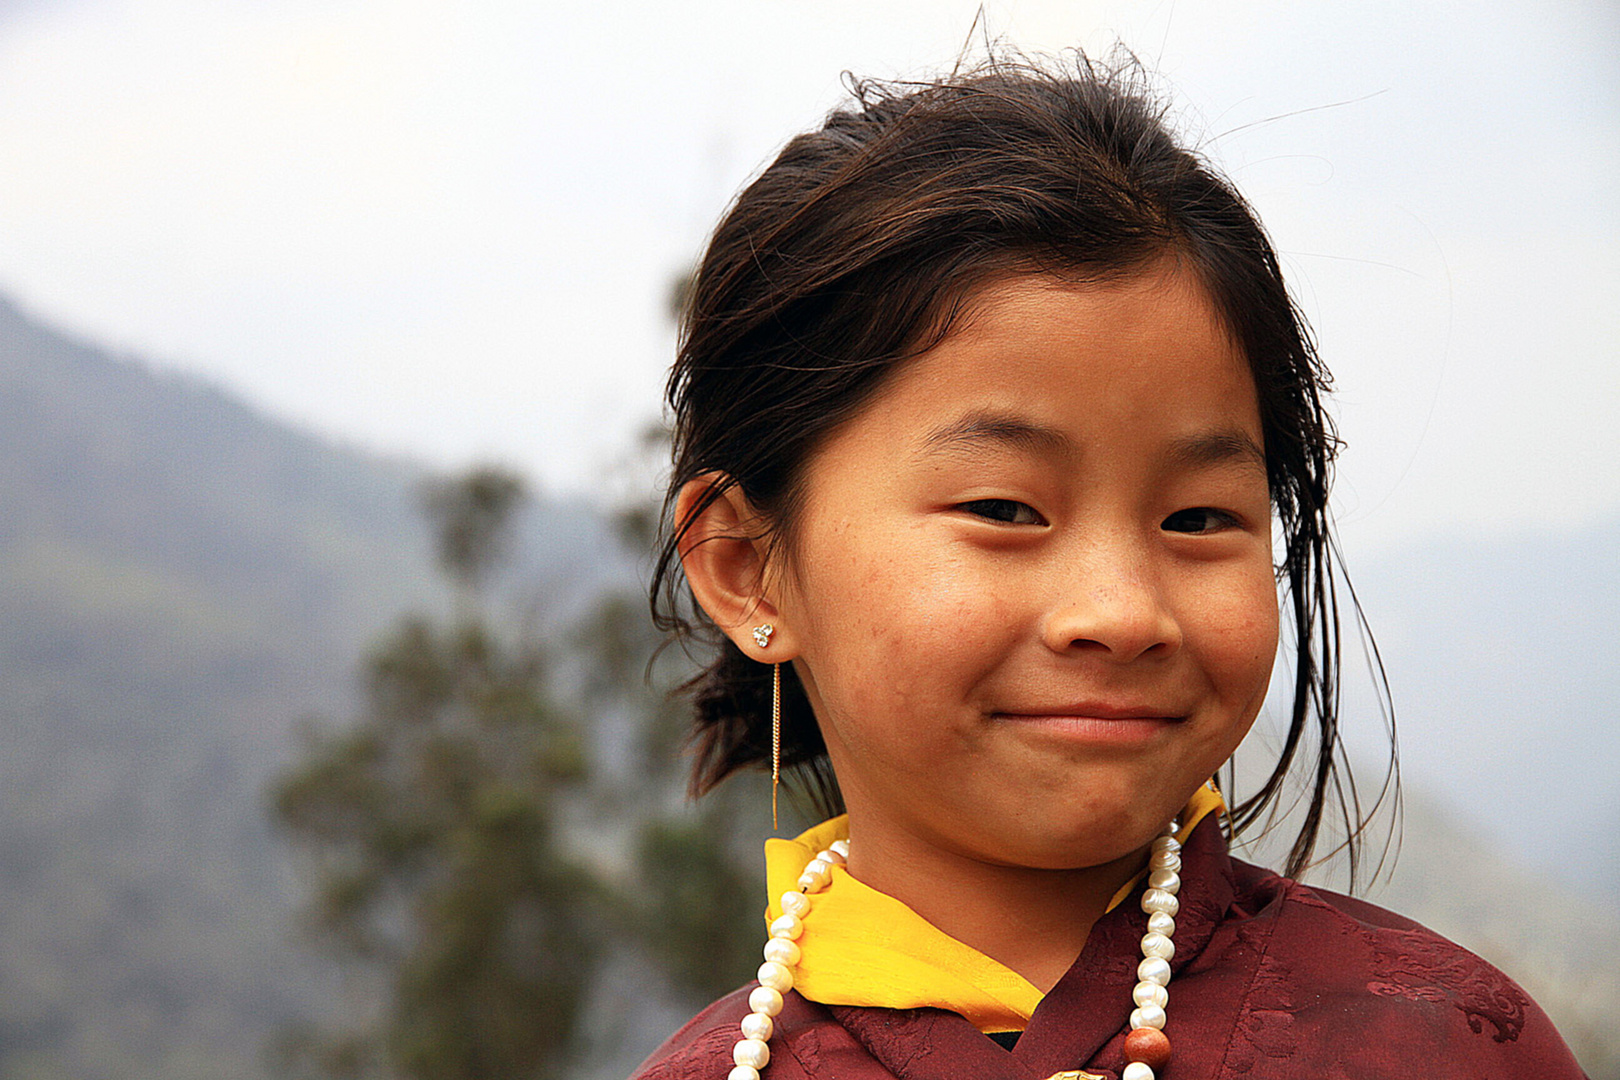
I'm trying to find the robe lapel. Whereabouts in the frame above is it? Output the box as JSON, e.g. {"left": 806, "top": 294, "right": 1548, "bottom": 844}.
{"left": 829, "top": 1004, "right": 1046, "bottom": 1080}
{"left": 1014, "top": 815, "right": 1239, "bottom": 1077}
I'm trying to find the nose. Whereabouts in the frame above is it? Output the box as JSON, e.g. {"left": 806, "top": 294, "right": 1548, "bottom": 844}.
{"left": 1041, "top": 559, "right": 1183, "bottom": 663}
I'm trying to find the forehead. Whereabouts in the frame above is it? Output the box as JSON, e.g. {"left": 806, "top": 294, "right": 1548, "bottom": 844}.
{"left": 947, "top": 259, "right": 1242, "bottom": 371}
{"left": 849, "top": 262, "right": 1260, "bottom": 447}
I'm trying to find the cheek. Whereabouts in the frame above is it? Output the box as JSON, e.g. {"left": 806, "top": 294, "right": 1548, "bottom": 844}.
{"left": 1200, "top": 572, "right": 1281, "bottom": 709}
{"left": 793, "top": 536, "right": 1012, "bottom": 720}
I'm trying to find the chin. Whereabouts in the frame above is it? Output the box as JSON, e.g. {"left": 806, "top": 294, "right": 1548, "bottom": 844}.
{"left": 986, "top": 810, "right": 1166, "bottom": 872}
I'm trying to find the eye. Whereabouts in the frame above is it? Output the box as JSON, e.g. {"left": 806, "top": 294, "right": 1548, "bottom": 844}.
{"left": 959, "top": 499, "right": 1046, "bottom": 525}
{"left": 1161, "top": 507, "right": 1240, "bottom": 534}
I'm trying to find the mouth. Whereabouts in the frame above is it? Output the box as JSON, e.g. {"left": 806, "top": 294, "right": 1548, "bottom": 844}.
{"left": 991, "top": 703, "right": 1186, "bottom": 744}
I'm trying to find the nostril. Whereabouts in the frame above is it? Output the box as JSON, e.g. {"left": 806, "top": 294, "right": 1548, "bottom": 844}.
{"left": 1044, "top": 587, "right": 1181, "bottom": 661}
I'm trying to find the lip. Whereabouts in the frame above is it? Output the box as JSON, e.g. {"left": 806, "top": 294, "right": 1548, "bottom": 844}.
{"left": 992, "top": 703, "right": 1185, "bottom": 744}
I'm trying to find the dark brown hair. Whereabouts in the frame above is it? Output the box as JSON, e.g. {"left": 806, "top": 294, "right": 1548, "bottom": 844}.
{"left": 650, "top": 53, "right": 1394, "bottom": 882}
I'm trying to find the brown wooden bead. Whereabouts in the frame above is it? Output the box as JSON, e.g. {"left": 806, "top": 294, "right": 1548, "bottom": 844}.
{"left": 1124, "top": 1027, "right": 1171, "bottom": 1069}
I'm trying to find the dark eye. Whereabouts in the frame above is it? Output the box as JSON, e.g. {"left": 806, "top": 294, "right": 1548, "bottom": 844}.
{"left": 1162, "top": 507, "right": 1238, "bottom": 534}
{"left": 960, "top": 499, "right": 1045, "bottom": 525}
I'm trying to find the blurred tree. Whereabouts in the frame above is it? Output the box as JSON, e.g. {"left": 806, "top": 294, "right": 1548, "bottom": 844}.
{"left": 271, "top": 468, "right": 596, "bottom": 1080}
{"left": 420, "top": 468, "right": 525, "bottom": 608}
{"left": 633, "top": 811, "right": 765, "bottom": 1001}
{"left": 271, "top": 430, "right": 784, "bottom": 1078}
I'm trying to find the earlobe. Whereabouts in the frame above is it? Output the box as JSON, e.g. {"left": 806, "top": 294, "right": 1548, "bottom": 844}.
{"left": 675, "top": 474, "right": 797, "bottom": 659}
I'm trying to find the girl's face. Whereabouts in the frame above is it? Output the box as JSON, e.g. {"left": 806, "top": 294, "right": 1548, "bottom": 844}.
{"left": 772, "top": 259, "right": 1278, "bottom": 873}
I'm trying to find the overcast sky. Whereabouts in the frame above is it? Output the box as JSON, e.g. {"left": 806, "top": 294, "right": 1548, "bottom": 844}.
{"left": 0, "top": 0, "right": 1614, "bottom": 558}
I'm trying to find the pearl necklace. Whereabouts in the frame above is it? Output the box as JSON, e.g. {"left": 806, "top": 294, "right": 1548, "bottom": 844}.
{"left": 728, "top": 821, "right": 1184, "bottom": 1080}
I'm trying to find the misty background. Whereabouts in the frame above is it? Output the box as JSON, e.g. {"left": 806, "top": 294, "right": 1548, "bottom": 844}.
{"left": 0, "top": 1, "right": 1615, "bottom": 1078}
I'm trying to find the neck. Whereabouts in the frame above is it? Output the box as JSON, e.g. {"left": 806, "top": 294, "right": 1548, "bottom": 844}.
{"left": 842, "top": 819, "right": 1148, "bottom": 994}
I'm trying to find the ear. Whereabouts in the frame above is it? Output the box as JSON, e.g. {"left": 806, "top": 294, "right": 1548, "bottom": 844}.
{"left": 675, "top": 474, "right": 799, "bottom": 661}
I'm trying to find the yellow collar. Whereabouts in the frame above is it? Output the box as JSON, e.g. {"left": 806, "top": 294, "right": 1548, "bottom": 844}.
{"left": 763, "top": 784, "right": 1225, "bottom": 1033}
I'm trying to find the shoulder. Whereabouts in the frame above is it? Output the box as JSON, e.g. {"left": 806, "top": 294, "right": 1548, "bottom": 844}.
{"left": 629, "top": 986, "right": 843, "bottom": 1080}
{"left": 1215, "top": 858, "right": 1588, "bottom": 1076}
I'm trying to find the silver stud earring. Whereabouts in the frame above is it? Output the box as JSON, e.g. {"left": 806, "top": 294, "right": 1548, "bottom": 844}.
{"left": 752, "top": 623, "right": 775, "bottom": 649}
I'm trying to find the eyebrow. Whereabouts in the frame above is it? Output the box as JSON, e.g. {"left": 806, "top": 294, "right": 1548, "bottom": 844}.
{"left": 1166, "top": 430, "right": 1269, "bottom": 476}
{"left": 921, "top": 412, "right": 1267, "bottom": 475}
{"left": 919, "top": 411, "right": 1077, "bottom": 460}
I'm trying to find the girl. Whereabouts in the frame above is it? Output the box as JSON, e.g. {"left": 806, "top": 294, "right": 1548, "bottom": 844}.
{"left": 631, "top": 55, "right": 1587, "bottom": 1080}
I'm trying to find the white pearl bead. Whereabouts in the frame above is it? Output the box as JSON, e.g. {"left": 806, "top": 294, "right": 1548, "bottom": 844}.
{"left": 1137, "top": 956, "right": 1171, "bottom": 986}
{"left": 1148, "top": 868, "right": 1181, "bottom": 892}
{"left": 1140, "top": 888, "right": 1180, "bottom": 917}
{"left": 763, "top": 937, "right": 801, "bottom": 966}
{"left": 728, "top": 1067, "right": 760, "bottom": 1080}
{"left": 757, "top": 961, "right": 794, "bottom": 993}
{"left": 781, "top": 891, "right": 810, "bottom": 917}
{"left": 733, "top": 1037, "right": 770, "bottom": 1070}
{"left": 1149, "top": 849, "right": 1181, "bottom": 871}
{"left": 798, "top": 872, "right": 825, "bottom": 893}
{"left": 830, "top": 839, "right": 850, "bottom": 859}
{"left": 1151, "top": 835, "right": 1181, "bottom": 856}
{"left": 1146, "top": 911, "right": 1175, "bottom": 937}
{"left": 1130, "top": 1003, "right": 1167, "bottom": 1030}
{"left": 740, "top": 1011, "right": 773, "bottom": 1041}
{"left": 1123, "top": 1062, "right": 1155, "bottom": 1080}
{"left": 1140, "top": 932, "right": 1175, "bottom": 961}
{"left": 806, "top": 857, "right": 833, "bottom": 878}
{"left": 1133, "top": 981, "right": 1168, "bottom": 1009}
{"left": 822, "top": 845, "right": 847, "bottom": 866}
{"left": 770, "top": 913, "right": 804, "bottom": 940}
{"left": 748, "top": 986, "right": 784, "bottom": 1016}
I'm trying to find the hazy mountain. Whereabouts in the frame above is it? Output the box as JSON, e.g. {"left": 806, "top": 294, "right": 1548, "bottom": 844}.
{"left": 0, "top": 295, "right": 619, "bottom": 1080}
{"left": 0, "top": 293, "right": 1612, "bottom": 1078}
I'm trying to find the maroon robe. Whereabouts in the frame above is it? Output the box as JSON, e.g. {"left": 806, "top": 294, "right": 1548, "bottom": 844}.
{"left": 630, "top": 815, "right": 1589, "bottom": 1079}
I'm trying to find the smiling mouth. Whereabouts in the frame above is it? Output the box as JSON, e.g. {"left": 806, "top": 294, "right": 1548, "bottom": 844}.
{"left": 991, "top": 707, "right": 1185, "bottom": 743}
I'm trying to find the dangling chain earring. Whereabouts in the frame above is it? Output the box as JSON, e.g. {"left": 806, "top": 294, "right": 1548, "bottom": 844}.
{"left": 751, "top": 624, "right": 780, "bottom": 830}
{"left": 770, "top": 662, "right": 781, "bottom": 830}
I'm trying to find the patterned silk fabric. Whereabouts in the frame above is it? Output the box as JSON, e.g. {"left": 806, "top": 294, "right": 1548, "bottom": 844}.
{"left": 631, "top": 813, "right": 1589, "bottom": 1079}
